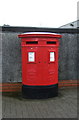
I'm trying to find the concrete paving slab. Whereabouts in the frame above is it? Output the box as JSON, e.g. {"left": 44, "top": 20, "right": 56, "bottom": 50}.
{"left": 2, "top": 87, "right": 77, "bottom": 118}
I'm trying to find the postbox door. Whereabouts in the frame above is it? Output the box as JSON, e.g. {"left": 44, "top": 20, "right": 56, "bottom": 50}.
{"left": 37, "top": 47, "right": 58, "bottom": 85}
{"left": 24, "top": 46, "right": 58, "bottom": 86}
{"left": 47, "top": 50, "right": 58, "bottom": 85}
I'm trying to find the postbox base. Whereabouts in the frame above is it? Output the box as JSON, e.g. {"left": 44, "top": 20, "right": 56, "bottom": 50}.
{"left": 22, "top": 84, "right": 58, "bottom": 99}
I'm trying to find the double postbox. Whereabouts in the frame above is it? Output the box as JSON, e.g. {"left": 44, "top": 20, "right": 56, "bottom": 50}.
{"left": 18, "top": 32, "right": 62, "bottom": 99}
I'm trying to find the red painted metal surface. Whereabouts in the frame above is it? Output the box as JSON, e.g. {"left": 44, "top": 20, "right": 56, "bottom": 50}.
{"left": 18, "top": 32, "right": 62, "bottom": 86}
{"left": 18, "top": 32, "right": 62, "bottom": 38}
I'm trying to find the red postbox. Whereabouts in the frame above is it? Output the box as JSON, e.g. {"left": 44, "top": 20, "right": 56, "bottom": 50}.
{"left": 18, "top": 32, "right": 62, "bottom": 99}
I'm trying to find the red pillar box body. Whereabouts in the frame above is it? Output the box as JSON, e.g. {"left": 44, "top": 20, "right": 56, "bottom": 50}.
{"left": 18, "top": 32, "right": 62, "bottom": 99}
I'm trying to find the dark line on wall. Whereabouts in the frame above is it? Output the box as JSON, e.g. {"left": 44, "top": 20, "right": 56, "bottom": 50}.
{"left": 1, "top": 26, "right": 79, "bottom": 33}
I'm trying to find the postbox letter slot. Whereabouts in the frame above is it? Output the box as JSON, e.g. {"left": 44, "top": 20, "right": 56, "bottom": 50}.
{"left": 28, "top": 52, "right": 35, "bottom": 62}
{"left": 26, "top": 41, "right": 38, "bottom": 44}
{"left": 50, "top": 52, "right": 55, "bottom": 62}
{"left": 47, "top": 41, "right": 56, "bottom": 44}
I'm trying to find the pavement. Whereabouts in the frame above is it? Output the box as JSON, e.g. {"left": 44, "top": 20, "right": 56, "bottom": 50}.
{"left": 2, "top": 87, "right": 77, "bottom": 119}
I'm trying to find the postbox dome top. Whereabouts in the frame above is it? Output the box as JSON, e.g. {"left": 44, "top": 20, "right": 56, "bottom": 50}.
{"left": 18, "top": 32, "right": 62, "bottom": 38}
